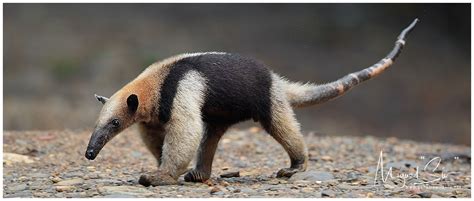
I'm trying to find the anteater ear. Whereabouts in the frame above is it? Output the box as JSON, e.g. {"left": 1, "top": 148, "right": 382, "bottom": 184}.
{"left": 94, "top": 94, "right": 109, "bottom": 105}
{"left": 127, "top": 94, "right": 139, "bottom": 113}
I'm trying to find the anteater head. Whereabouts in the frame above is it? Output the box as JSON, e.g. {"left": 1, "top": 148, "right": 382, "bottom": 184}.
{"left": 85, "top": 92, "right": 140, "bottom": 160}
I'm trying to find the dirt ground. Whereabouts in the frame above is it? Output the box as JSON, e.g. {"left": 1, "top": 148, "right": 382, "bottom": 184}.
{"left": 3, "top": 128, "right": 471, "bottom": 198}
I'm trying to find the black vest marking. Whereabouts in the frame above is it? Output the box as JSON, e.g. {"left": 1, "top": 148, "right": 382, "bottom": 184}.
{"left": 158, "top": 53, "right": 272, "bottom": 126}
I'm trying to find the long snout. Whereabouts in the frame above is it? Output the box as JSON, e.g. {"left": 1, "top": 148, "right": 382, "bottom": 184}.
{"left": 85, "top": 129, "right": 110, "bottom": 160}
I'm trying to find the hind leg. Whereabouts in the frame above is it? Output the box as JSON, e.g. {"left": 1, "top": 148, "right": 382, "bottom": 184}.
{"left": 262, "top": 95, "right": 308, "bottom": 178}
{"left": 184, "top": 124, "right": 228, "bottom": 182}
{"left": 138, "top": 123, "right": 166, "bottom": 165}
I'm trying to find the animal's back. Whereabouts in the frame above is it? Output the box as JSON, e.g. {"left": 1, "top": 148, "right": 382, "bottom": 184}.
{"left": 158, "top": 53, "right": 273, "bottom": 125}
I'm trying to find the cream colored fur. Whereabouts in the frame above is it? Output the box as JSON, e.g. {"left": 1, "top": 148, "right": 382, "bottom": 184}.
{"left": 267, "top": 73, "right": 308, "bottom": 169}
{"left": 159, "top": 70, "right": 208, "bottom": 179}
{"left": 279, "top": 77, "right": 319, "bottom": 108}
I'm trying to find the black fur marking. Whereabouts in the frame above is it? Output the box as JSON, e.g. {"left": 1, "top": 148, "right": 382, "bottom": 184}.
{"left": 127, "top": 94, "right": 139, "bottom": 113}
{"left": 387, "top": 43, "right": 404, "bottom": 61}
{"left": 341, "top": 75, "right": 360, "bottom": 92}
{"left": 158, "top": 53, "right": 272, "bottom": 126}
{"left": 290, "top": 157, "right": 306, "bottom": 169}
{"left": 358, "top": 69, "right": 372, "bottom": 81}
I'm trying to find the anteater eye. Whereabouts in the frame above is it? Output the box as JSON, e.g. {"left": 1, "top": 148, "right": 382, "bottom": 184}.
{"left": 111, "top": 119, "right": 120, "bottom": 127}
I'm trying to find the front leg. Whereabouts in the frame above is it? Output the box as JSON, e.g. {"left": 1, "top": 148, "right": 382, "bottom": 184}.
{"left": 138, "top": 122, "right": 165, "bottom": 165}
{"left": 139, "top": 70, "right": 207, "bottom": 186}
{"left": 139, "top": 113, "right": 204, "bottom": 186}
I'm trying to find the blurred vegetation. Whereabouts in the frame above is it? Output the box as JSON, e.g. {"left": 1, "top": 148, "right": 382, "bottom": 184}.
{"left": 3, "top": 4, "right": 470, "bottom": 145}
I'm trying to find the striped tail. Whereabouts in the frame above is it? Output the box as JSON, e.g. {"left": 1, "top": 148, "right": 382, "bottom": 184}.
{"left": 285, "top": 18, "right": 419, "bottom": 108}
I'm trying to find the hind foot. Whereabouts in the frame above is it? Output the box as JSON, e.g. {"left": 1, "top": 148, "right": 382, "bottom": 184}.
{"left": 276, "top": 168, "right": 305, "bottom": 178}
{"left": 138, "top": 170, "right": 177, "bottom": 186}
{"left": 184, "top": 169, "right": 210, "bottom": 182}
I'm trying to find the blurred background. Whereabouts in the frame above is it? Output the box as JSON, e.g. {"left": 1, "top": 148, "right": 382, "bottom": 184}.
{"left": 3, "top": 4, "right": 470, "bottom": 145}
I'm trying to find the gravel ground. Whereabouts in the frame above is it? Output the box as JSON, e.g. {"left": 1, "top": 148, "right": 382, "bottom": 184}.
{"left": 3, "top": 128, "right": 471, "bottom": 198}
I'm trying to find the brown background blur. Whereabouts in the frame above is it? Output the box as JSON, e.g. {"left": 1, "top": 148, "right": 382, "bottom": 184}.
{"left": 3, "top": 4, "right": 470, "bottom": 145}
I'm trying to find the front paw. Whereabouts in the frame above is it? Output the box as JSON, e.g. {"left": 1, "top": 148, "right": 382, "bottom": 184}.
{"left": 138, "top": 171, "right": 178, "bottom": 186}
{"left": 184, "top": 169, "right": 210, "bottom": 182}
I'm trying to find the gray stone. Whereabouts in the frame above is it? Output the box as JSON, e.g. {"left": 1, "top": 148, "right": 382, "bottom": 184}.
{"left": 55, "top": 185, "right": 76, "bottom": 192}
{"left": 321, "top": 189, "right": 336, "bottom": 197}
{"left": 81, "top": 183, "right": 94, "bottom": 190}
{"left": 28, "top": 183, "right": 44, "bottom": 190}
{"left": 8, "top": 183, "right": 27, "bottom": 192}
{"left": 342, "top": 192, "right": 359, "bottom": 198}
{"left": 29, "top": 173, "right": 49, "bottom": 178}
{"left": 211, "top": 191, "right": 225, "bottom": 196}
{"left": 344, "top": 172, "right": 361, "bottom": 182}
{"left": 289, "top": 171, "right": 334, "bottom": 182}
{"left": 62, "top": 171, "right": 83, "bottom": 178}
{"left": 5, "top": 191, "right": 33, "bottom": 198}
{"left": 55, "top": 178, "right": 84, "bottom": 186}
{"left": 65, "top": 192, "right": 88, "bottom": 198}
{"left": 103, "top": 194, "right": 139, "bottom": 198}
{"left": 94, "top": 179, "right": 123, "bottom": 185}
{"left": 98, "top": 186, "right": 153, "bottom": 196}
{"left": 418, "top": 192, "right": 432, "bottom": 198}
{"left": 239, "top": 187, "right": 256, "bottom": 194}
{"left": 266, "top": 186, "right": 286, "bottom": 191}
{"left": 54, "top": 193, "right": 65, "bottom": 197}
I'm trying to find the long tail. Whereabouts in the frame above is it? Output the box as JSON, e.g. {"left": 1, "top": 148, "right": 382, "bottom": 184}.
{"left": 285, "top": 18, "right": 419, "bottom": 108}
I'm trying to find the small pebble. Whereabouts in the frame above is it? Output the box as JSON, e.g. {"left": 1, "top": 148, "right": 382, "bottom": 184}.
{"left": 366, "top": 192, "right": 374, "bottom": 198}
{"left": 418, "top": 192, "right": 432, "bottom": 198}
{"left": 301, "top": 187, "right": 314, "bottom": 193}
{"left": 4, "top": 153, "right": 34, "bottom": 164}
{"left": 220, "top": 171, "right": 240, "bottom": 178}
{"left": 55, "top": 178, "right": 83, "bottom": 186}
{"left": 249, "top": 127, "right": 261, "bottom": 133}
{"left": 55, "top": 186, "right": 75, "bottom": 192}
{"left": 210, "top": 186, "right": 221, "bottom": 194}
{"left": 321, "top": 189, "right": 336, "bottom": 197}
{"left": 8, "top": 184, "right": 27, "bottom": 191}
{"left": 321, "top": 155, "right": 333, "bottom": 161}
{"left": 219, "top": 180, "right": 230, "bottom": 187}
{"left": 51, "top": 177, "right": 62, "bottom": 183}
{"left": 204, "top": 180, "right": 214, "bottom": 186}
{"left": 212, "top": 191, "right": 225, "bottom": 196}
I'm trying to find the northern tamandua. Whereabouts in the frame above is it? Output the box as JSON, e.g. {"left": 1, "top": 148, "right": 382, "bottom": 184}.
{"left": 85, "top": 19, "right": 418, "bottom": 186}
